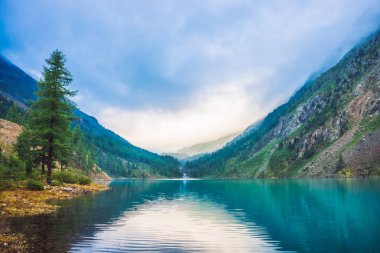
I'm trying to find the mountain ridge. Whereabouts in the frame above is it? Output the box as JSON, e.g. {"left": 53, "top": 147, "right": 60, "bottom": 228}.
{"left": 169, "top": 132, "right": 239, "bottom": 160}
{"left": 0, "top": 55, "right": 180, "bottom": 178}
{"left": 185, "top": 30, "right": 380, "bottom": 178}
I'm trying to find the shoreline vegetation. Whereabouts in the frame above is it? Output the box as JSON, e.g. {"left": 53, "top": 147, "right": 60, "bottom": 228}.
{"left": 0, "top": 181, "right": 108, "bottom": 218}
{"left": 0, "top": 181, "right": 108, "bottom": 253}
{"left": 0, "top": 50, "right": 112, "bottom": 252}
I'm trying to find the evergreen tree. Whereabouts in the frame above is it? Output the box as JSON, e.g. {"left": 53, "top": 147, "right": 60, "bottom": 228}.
{"left": 28, "top": 50, "right": 77, "bottom": 184}
{"left": 6, "top": 103, "right": 25, "bottom": 125}
{"left": 15, "top": 128, "right": 33, "bottom": 175}
{"left": 71, "top": 126, "right": 86, "bottom": 169}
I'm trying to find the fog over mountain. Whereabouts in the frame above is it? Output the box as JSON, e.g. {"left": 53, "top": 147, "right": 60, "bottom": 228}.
{"left": 1, "top": 0, "right": 380, "bottom": 152}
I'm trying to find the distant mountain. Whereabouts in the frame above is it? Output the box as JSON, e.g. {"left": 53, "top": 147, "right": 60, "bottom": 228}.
{"left": 228, "top": 119, "right": 262, "bottom": 145}
{"left": 0, "top": 55, "right": 180, "bottom": 178}
{"left": 186, "top": 30, "right": 380, "bottom": 178}
{"left": 170, "top": 132, "right": 239, "bottom": 160}
{"left": 0, "top": 56, "right": 36, "bottom": 109}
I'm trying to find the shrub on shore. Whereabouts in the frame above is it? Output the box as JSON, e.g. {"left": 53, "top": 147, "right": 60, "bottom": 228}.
{"left": 0, "top": 180, "right": 17, "bottom": 190}
{"left": 78, "top": 176, "right": 91, "bottom": 185}
{"left": 0, "top": 155, "right": 26, "bottom": 181}
{"left": 52, "top": 168, "right": 92, "bottom": 185}
{"left": 27, "top": 179, "right": 44, "bottom": 191}
{"left": 53, "top": 170, "right": 77, "bottom": 184}
{"left": 51, "top": 180, "right": 63, "bottom": 186}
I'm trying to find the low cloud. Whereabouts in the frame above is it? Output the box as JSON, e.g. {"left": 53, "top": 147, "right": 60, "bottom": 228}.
{"left": 1, "top": 0, "right": 380, "bottom": 152}
{"left": 98, "top": 83, "right": 267, "bottom": 152}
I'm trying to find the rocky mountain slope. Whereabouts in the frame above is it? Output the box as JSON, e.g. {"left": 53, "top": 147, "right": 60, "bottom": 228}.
{"left": 0, "top": 118, "right": 112, "bottom": 180}
{"left": 0, "top": 56, "right": 180, "bottom": 178}
{"left": 186, "top": 30, "right": 380, "bottom": 178}
{"left": 0, "top": 119, "right": 22, "bottom": 154}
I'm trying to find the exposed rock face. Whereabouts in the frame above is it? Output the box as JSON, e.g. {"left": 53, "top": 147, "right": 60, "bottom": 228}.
{"left": 346, "top": 130, "right": 380, "bottom": 176}
{"left": 296, "top": 70, "right": 379, "bottom": 177}
{"left": 273, "top": 95, "right": 325, "bottom": 137}
{"left": 0, "top": 119, "right": 22, "bottom": 153}
{"left": 367, "top": 98, "right": 380, "bottom": 114}
{"left": 0, "top": 118, "right": 113, "bottom": 181}
{"left": 186, "top": 30, "right": 380, "bottom": 178}
{"left": 270, "top": 34, "right": 380, "bottom": 177}
{"left": 88, "top": 165, "right": 112, "bottom": 181}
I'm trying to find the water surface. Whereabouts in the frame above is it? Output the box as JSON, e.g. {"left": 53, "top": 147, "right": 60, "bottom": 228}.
{"left": 5, "top": 178, "right": 380, "bottom": 252}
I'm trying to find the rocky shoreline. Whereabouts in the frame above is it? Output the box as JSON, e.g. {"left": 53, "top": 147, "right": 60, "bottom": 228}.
{"left": 0, "top": 183, "right": 108, "bottom": 252}
{"left": 0, "top": 183, "right": 108, "bottom": 218}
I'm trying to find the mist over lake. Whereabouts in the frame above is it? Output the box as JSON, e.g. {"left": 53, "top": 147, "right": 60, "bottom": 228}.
{"left": 1, "top": 1, "right": 380, "bottom": 252}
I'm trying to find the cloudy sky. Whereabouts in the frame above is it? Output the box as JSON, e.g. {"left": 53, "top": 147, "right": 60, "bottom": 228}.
{"left": 1, "top": 0, "right": 379, "bottom": 153}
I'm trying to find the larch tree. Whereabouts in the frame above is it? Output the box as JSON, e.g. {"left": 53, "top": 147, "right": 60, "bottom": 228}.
{"left": 28, "top": 50, "right": 77, "bottom": 184}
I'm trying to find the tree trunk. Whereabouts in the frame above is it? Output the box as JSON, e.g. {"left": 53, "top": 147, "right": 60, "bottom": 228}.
{"left": 41, "top": 155, "right": 46, "bottom": 174}
{"left": 47, "top": 139, "right": 53, "bottom": 185}
{"left": 26, "top": 160, "right": 32, "bottom": 176}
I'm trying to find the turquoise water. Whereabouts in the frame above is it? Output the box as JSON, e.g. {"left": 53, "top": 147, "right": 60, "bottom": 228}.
{"left": 6, "top": 178, "right": 380, "bottom": 252}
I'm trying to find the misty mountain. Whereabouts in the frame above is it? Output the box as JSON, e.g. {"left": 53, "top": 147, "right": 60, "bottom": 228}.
{"left": 185, "top": 30, "right": 380, "bottom": 178}
{"left": 169, "top": 132, "right": 239, "bottom": 160}
{"left": 0, "top": 55, "right": 180, "bottom": 178}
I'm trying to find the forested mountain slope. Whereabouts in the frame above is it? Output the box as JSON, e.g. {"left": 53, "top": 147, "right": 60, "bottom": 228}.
{"left": 186, "top": 30, "right": 380, "bottom": 178}
{"left": 0, "top": 56, "right": 180, "bottom": 178}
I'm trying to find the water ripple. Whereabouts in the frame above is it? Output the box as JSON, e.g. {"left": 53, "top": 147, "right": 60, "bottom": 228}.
{"left": 69, "top": 196, "right": 282, "bottom": 252}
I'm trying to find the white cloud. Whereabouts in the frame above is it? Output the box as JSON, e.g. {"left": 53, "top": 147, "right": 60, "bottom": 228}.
{"left": 1, "top": 0, "right": 380, "bottom": 152}
{"left": 98, "top": 82, "right": 268, "bottom": 152}
{"left": 25, "top": 68, "right": 42, "bottom": 80}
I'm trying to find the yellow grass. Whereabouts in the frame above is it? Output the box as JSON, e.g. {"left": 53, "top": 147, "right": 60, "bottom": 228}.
{"left": 0, "top": 233, "right": 27, "bottom": 253}
{"left": 0, "top": 183, "right": 108, "bottom": 217}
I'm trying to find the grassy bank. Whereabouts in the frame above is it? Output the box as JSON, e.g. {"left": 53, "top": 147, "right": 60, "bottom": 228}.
{"left": 0, "top": 181, "right": 107, "bottom": 217}
{"left": 0, "top": 181, "right": 108, "bottom": 253}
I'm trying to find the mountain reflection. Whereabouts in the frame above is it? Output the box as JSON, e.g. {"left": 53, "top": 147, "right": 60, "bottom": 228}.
{"left": 4, "top": 178, "right": 380, "bottom": 253}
